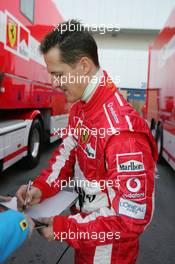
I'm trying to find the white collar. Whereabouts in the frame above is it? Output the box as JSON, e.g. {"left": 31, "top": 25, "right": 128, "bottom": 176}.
{"left": 81, "top": 68, "right": 103, "bottom": 102}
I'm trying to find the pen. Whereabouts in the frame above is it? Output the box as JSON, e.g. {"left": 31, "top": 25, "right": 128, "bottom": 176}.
{"left": 32, "top": 218, "right": 49, "bottom": 230}
{"left": 23, "top": 180, "right": 32, "bottom": 211}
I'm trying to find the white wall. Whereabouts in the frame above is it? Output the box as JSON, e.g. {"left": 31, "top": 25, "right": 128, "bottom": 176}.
{"left": 54, "top": 0, "right": 175, "bottom": 30}
{"left": 95, "top": 33, "right": 155, "bottom": 88}
{"left": 53, "top": 0, "right": 175, "bottom": 89}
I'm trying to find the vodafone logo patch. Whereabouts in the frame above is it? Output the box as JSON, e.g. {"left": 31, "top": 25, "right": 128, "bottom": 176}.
{"left": 116, "top": 152, "right": 145, "bottom": 172}
{"left": 126, "top": 178, "right": 141, "bottom": 193}
{"left": 118, "top": 174, "right": 146, "bottom": 200}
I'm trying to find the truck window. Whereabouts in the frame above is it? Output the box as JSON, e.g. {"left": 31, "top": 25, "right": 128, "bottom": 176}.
{"left": 20, "top": 0, "right": 35, "bottom": 23}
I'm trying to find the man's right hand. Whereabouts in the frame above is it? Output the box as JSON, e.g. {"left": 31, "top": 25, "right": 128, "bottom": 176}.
{"left": 16, "top": 185, "right": 42, "bottom": 211}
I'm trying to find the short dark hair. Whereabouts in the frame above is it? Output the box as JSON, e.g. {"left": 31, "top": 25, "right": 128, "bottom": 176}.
{"left": 40, "top": 19, "right": 99, "bottom": 67}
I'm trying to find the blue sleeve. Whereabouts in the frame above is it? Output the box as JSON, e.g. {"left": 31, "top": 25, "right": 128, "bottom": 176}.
{"left": 0, "top": 210, "right": 29, "bottom": 263}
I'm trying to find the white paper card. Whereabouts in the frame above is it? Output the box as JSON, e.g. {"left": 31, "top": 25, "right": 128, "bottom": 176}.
{"left": 0, "top": 191, "right": 78, "bottom": 219}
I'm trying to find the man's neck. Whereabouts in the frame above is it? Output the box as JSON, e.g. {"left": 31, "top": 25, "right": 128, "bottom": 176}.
{"left": 81, "top": 67, "right": 103, "bottom": 102}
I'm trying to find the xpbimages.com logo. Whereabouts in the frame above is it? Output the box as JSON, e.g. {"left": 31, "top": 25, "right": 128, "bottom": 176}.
{"left": 53, "top": 21, "right": 120, "bottom": 35}
{"left": 54, "top": 230, "right": 121, "bottom": 243}
{"left": 53, "top": 126, "right": 120, "bottom": 139}
{"left": 52, "top": 73, "right": 121, "bottom": 87}
{"left": 53, "top": 178, "right": 120, "bottom": 191}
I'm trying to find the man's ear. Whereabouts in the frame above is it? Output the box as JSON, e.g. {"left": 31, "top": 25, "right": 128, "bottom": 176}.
{"left": 79, "top": 57, "right": 92, "bottom": 75}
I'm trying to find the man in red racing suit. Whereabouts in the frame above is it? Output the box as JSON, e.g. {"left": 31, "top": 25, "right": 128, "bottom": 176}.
{"left": 16, "top": 20, "right": 158, "bottom": 264}
{"left": 34, "top": 70, "right": 157, "bottom": 263}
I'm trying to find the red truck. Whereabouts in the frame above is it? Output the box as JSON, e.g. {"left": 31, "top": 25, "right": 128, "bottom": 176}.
{"left": 0, "top": 0, "right": 68, "bottom": 172}
{"left": 145, "top": 7, "right": 175, "bottom": 170}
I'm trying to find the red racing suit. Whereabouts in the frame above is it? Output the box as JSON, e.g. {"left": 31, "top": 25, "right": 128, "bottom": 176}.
{"left": 33, "top": 71, "right": 158, "bottom": 264}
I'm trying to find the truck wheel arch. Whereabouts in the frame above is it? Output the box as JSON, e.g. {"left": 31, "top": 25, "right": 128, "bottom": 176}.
{"left": 155, "top": 122, "right": 163, "bottom": 163}
{"left": 22, "top": 117, "right": 43, "bottom": 169}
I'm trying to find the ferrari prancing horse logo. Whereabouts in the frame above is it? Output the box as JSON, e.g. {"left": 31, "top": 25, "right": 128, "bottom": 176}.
{"left": 81, "top": 129, "right": 89, "bottom": 144}
{"left": 7, "top": 18, "right": 17, "bottom": 48}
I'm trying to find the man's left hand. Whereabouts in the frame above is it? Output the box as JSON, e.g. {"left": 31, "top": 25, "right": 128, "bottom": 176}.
{"left": 37, "top": 217, "right": 54, "bottom": 241}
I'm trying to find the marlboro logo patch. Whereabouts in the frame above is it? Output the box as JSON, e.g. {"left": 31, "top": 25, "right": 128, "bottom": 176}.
{"left": 116, "top": 152, "right": 145, "bottom": 172}
{"left": 19, "top": 25, "right": 29, "bottom": 59}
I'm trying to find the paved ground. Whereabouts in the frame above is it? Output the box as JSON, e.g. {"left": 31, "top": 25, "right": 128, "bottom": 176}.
{"left": 0, "top": 141, "right": 175, "bottom": 264}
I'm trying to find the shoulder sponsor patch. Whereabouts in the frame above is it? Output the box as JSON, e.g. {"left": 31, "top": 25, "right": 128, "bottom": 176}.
{"left": 106, "top": 102, "right": 119, "bottom": 124}
{"left": 116, "top": 152, "right": 145, "bottom": 172}
{"left": 118, "top": 197, "right": 146, "bottom": 219}
{"left": 118, "top": 174, "right": 146, "bottom": 200}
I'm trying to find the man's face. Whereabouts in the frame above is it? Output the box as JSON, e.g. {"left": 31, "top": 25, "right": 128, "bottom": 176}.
{"left": 44, "top": 47, "right": 88, "bottom": 102}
